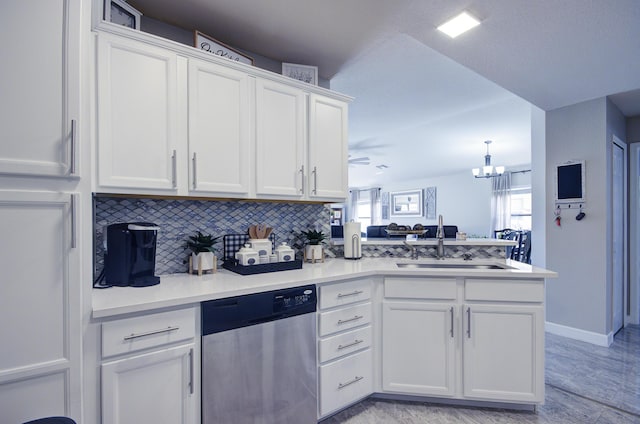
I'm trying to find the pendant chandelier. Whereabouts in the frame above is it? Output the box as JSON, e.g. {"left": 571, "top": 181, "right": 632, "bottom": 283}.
{"left": 472, "top": 140, "right": 505, "bottom": 178}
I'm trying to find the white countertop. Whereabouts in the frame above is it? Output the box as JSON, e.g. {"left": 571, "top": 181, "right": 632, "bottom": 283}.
{"left": 92, "top": 258, "right": 556, "bottom": 319}
{"left": 330, "top": 238, "right": 517, "bottom": 246}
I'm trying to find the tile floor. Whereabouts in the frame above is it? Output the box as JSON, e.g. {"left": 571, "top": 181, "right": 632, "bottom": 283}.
{"left": 323, "top": 325, "right": 640, "bottom": 423}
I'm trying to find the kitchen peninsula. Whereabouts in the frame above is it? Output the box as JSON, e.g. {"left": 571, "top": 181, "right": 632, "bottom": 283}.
{"left": 93, "top": 257, "right": 556, "bottom": 421}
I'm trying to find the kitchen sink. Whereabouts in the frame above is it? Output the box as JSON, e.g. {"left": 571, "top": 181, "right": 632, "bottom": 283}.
{"left": 396, "top": 262, "right": 513, "bottom": 270}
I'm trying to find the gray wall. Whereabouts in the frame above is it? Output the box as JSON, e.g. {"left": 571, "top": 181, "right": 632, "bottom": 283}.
{"left": 531, "top": 105, "right": 546, "bottom": 268}
{"left": 628, "top": 116, "right": 640, "bottom": 142}
{"left": 379, "top": 170, "right": 493, "bottom": 238}
{"left": 546, "top": 98, "right": 608, "bottom": 335}
{"left": 545, "top": 97, "right": 626, "bottom": 337}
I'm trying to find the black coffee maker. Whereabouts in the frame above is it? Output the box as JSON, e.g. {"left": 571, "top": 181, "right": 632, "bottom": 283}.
{"left": 104, "top": 222, "right": 161, "bottom": 287}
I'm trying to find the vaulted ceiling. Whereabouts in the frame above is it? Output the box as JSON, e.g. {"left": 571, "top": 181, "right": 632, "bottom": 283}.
{"left": 129, "top": 0, "right": 640, "bottom": 187}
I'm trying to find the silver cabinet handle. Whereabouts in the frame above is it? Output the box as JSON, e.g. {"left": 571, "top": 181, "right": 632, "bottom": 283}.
{"left": 312, "top": 166, "right": 318, "bottom": 194}
{"left": 123, "top": 326, "right": 180, "bottom": 341}
{"left": 192, "top": 153, "right": 197, "bottom": 189}
{"left": 338, "top": 376, "right": 364, "bottom": 390}
{"left": 189, "top": 348, "right": 194, "bottom": 394}
{"left": 299, "top": 165, "right": 305, "bottom": 194}
{"left": 337, "top": 290, "right": 363, "bottom": 298}
{"left": 338, "top": 339, "right": 363, "bottom": 350}
{"left": 70, "top": 194, "right": 77, "bottom": 249}
{"left": 467, "top": 307, "right": 471, "bottom": 338}
{"left": 338, "top": 315, "right": 363, "bottom": 325}
{"left": 450, "top": 306, "right": 454, "bottom": 338}
{"left": 171, "top": 150, "right": 177, "bottom": 188}
{"left": 70, "top": 119, "right": 77, "bottom": 176}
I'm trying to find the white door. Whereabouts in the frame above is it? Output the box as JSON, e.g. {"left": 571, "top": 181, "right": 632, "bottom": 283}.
{"left": 97, "top": 34, "right": 180, "bottom": 192}
{"left": 188, "top": 58, "right": 251, "bottom": 196}
{"left": 308, "top": 94, "right": 348, "bottom": 200}
{"left": 612, "top": 137, "right": 627, "bottom": 332}
{"left": 382, "top": 302, "right": 456, "bottom": 396}
{"left": 0, "top": 0, "right": 80, "bottom": 177}
{"left": 462, "top": 304, "right": 544, "bottom": 403}
{"left": 0, "top": 191, "right": 81, "bottom": 423}
{"left": 102, "top": 344, "right": 196, "bottom": 424}
{"left": 255, "top": 78, "right": 306, "bottom": 197}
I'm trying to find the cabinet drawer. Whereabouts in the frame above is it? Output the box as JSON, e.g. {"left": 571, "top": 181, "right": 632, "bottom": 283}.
{"left": 319, "top": 302, "right": 372, "bottom": 337}
{"left": 102, "top": 307, "right": 196, "bottom": 358}
{"left": 465, "top": 279, "right": 544, "bottom": 302}
{"left": 319, "top": 326, "right": 372, "bottom": 363}
{"left": 319, "top": 349, "right": 373, "bottom": 417}
{"left": 384, "top": 277, "right": 457, "bottom": 300}
{"left": 319, "top": 279, "right": 372, "bottom": 310}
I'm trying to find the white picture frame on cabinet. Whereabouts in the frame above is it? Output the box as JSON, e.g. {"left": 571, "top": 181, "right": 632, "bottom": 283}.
{"left": 104, "top": 0, "right": 142, "bottom": 30}
{"left": 282, "top": 63, "right": 318, "bottom": 85}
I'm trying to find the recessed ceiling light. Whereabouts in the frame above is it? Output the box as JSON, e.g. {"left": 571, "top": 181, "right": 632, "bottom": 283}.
{"left": 437, "top": 11, "right": 481, "bottom": 38}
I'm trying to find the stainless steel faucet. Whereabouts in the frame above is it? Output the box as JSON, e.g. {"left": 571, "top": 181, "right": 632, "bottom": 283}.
{"left": 436, "top": 214, "right": 445, "bottom": 259}
{"left": 403, "top": 241, "right": 419, "bottom": 260}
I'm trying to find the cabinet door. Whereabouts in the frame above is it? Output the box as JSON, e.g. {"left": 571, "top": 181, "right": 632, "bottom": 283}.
{"left": 255, "top": 78, "right": 306, "bottom": 197}
{"left": 188, "top": 58, "right": 251, "bottom": 196}
{"left": 0, "top": 191, "right": 81, "bottom": 423}
{"left": 97, "top": 34, "right": 179, "bottom": 192}
{"left": 308, "top": 94, "right": 348, "bottom": 200}
{"left": 382, "top": 302, "right": 456, "bottom": 396}
{"left": 0, "top": 0, "right": 80, "bottom": 177}
{"left": 463, "top": 304, "right": 544, "bottom": 403}
{"left": 102, "top": 344, "right": 196, "bottom": 424}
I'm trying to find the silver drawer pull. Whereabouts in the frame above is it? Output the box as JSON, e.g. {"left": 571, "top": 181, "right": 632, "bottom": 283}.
{"left": 338, "top": 376, "right": 364, "bottom": 390}
{"left": 337, "top": 290, "right": 363, "bottom": 298}
{"left": 123, "top": 326, "right": 180, "bottom": 341}
{"left": 338, "top": 339, "right": 363, "bottom": 350}
{"left": 337, "top": 315, "right": 363, "bottom": 325}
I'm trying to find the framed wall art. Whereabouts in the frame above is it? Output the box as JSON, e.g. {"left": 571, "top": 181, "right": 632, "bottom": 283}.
{"left": 390, "top": 189, "right": 423, "bottom": 218}
{"left": 194, "top": 31, "right": 254, "bottom": 65}
{"left": 282, "top": 63, "right": 318, "bottom": 85}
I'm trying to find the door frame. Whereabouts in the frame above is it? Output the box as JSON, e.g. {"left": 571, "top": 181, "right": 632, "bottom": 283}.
{"left": 611, "top": 136, "right": 628, "bottom": 330}
{"left": 629, "top": 142, "right": 640, "bottom": 325}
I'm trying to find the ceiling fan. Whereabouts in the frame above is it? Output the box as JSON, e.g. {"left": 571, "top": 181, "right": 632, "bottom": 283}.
{"left": 348, "top": 155, "right": 370, "bottom": 166}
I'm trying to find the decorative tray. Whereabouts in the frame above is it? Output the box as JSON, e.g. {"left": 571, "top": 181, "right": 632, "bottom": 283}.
{"left": 384, "top": 229, "right": 428, "bottom": 235}
{"left": 222, "top": 259, "right": 303, "bottom": 275}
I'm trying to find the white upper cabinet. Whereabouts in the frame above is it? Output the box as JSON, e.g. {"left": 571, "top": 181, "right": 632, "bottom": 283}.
{"left": 188, "top": 59, "right": 251, "bottom": 196}
{"left": 94, "top": 31, "right": 350, "bottom": 200}
{"left": 0, "top": 0, "right": 80, "bottom": 177}
{"left": 97, "top": 34, "right": 180, "bottom": 193}
{"left": 255, "top": 78, "right": 306, "bottom": 198}
{"left": 308, "top": 94, "right": 348, "bottom": 200}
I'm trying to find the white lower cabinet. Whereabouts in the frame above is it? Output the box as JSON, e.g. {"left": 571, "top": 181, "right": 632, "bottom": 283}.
{"left": 102, "top": 344, "right": 196, "bottom": 424}
{"left": 0, "top": 191, "right": 81, "bottom": 423}
{"left": 382, "top": 302, "right": 456, "bottom": 396}
{"left": 462, "top": 303, "right": 544, "bottom": 402}
{"left": 381, "top": 277, "right": 545, "bottom": 405}
{"left": 319, "top": 349, "right": 373, "bottom": 417}
{"left": 100, "top": 307, "right": 199, "bottom": 424}
{"left": 318, "top": 279, "right": 374, "bottom": 418}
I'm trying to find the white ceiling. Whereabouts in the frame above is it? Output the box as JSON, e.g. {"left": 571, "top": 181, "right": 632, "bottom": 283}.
{"left": 129, "top": 0, "right": 640, "bottom": 187}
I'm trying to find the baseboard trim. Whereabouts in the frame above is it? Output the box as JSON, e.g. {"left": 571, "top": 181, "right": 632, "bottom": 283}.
{"left": 545, "top": 321, "right": 612, "bottom": 347}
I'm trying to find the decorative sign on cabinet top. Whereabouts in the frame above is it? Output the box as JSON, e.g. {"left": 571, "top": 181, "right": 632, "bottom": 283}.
{"left": 194, "top": 31, "right": 254, "bottom": 65}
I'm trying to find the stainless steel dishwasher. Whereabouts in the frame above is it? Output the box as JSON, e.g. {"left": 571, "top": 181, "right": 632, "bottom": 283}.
{"left": 201, "top": 285, "right": 317, "bottom": 424}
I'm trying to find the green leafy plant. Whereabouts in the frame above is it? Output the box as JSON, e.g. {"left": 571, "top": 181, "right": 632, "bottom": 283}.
{"left": 185, "top": 231, "right": 220, "bottom": 254}
{"left": 301, "top": 229, "right": 326, "bottom": 245}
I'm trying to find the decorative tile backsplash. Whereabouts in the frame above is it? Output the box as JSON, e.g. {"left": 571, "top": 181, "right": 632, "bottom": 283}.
{"left": 93, "top": 196, "right": 506, "bottom": 277}
{"left": 94, "top": 196, "right": 332, "bottom": 276}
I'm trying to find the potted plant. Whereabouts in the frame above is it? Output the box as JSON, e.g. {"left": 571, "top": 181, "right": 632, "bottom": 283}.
{"left": 301, "top": 229, "right": 326, "bottom": 263}
{"left": 185, "top": 231, "right": 220, "bottom": 275}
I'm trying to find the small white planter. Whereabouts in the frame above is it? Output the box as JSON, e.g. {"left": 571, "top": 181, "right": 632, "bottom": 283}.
{"left": 304, "top": 245, "right": 324, "bottom": 263}
{"left": 190, "top": 251, "right": 217, "bottom": 275}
